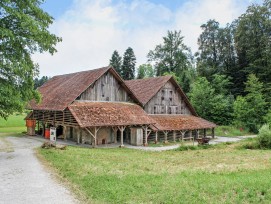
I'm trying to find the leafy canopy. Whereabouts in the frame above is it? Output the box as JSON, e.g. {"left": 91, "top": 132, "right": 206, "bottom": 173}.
{"left": 0, "top": 0, "right": 61, "bottom": 119}
{"left": 233, "top": 74, "right": 267, "bottom": 132}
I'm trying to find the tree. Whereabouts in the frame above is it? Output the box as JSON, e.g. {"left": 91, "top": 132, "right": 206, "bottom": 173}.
{"left": 137, "top": 64, "right": 154, "bottom": 79}
{"left": 147, "top": 30, "right": 193, "bottom": 77}
{"left": 196, "top": 20, "right": 220, "bottom": 78}
{"left": 189, "top": 75, "right": 233, "bottom": 125}
{"left": 109, "top": 50, "right": 122, "bottom": 76}
{"left": 0, "top": 0, "right": 61, "bottom": 119}
{"left": 234, "top": 1, "right": 271, "bottom": 100}
{"left": 122, "top": 47, "right": 136, "bottom": 80}
{"left": 233, "top": 74, "right": 267, "bottom": 132}
{"left": 196, "top": 20, "right": 239, "bottom": 95}
{"left": 34, "top": 76, "right": 50, "bottom": 89}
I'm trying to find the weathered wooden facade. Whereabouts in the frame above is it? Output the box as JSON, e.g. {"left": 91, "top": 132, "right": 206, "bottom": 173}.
{"left": 27, "top": 66, "right": 216, "bottom": 147}
{"left": 126, "top": 76, "right": 215, "bottom": 145}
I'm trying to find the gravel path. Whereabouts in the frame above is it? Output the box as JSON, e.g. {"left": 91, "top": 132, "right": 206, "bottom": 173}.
{"left": 0, "top": 136, "right": 78, "bottom": 204}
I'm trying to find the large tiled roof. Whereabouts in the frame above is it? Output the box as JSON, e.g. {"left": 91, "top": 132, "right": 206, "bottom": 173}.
{"left": 68, "top": 101, "right": 155, "bottom": 128}
{"left": 125, "top": 76, "right": 197, "bottom": 116}
{"left": 125, "top": 76, "right": 171, "bottom": 105}
{"left": 29, "top": 66, "right": 140, "bottom": 111}
{"left": 149, "top": 114, "right": 216, "bottom": 131}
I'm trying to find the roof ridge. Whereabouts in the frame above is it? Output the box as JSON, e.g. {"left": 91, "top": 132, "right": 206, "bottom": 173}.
{"left": 52, "top": 66, "right": 110, "bottom": 78}
{"left": 125, "top": 75, "right": 172, "bottom": 82}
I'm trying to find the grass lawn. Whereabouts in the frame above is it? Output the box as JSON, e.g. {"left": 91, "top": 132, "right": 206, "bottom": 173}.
{"left": 38, "top": 141, "right": 271, "bottom": 203}
{"left": 0, "top": 114, "right": 26, "bottom": 133}
{"left": 214, "top": 125, "right": 253, "bottom": 137}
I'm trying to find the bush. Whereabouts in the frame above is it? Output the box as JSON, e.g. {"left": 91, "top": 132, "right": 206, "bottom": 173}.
{"left": 257, "top": 124, "right": 271, "bottom": 149}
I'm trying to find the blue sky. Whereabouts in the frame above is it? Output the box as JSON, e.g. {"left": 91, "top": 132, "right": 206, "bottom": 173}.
{"left": 41, "top": 0, "right": 187, "bottom": 18}
{"left": 35, "top": 0, "right": 264, "bottom": 77}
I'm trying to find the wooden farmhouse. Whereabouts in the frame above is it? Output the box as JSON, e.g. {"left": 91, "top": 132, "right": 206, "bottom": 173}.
{"left": 27, "top": 66, "right": 216, "bottom": 147}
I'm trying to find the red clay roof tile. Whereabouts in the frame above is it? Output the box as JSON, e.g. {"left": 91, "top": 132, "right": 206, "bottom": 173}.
{"left": 68, "top": 101, "right": 155, "bottom": 127}
{"left": 149, "top": 114, "right": 216, "bottom": 131}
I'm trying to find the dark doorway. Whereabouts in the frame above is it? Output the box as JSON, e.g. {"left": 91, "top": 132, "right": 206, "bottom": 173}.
{"left": 102, "top": 139, "right": 106, "bottom": 144}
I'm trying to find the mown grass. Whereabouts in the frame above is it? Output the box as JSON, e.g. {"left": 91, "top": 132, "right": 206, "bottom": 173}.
{"left": 38, "top": 141, "right": 271, "bottom": 204}
{"left": 0, "top": 114, "right": 26, "bottom": 133}
{"left": 214, "top": 125, "right": 253, "bottom": 137}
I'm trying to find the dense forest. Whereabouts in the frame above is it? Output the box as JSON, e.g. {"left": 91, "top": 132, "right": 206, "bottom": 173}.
{"left": 109, "top": 0, "right": 271, "bottom": 133}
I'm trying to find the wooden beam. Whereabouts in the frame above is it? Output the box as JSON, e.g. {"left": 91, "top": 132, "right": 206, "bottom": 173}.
{"left": 117, "top": 126, "right": 126, "bottom": 147}
{"left": 173, "top": 131, "right": 176, "bottom": 142}
{"left": 195, "top": 129, "right": 199, "bottom": 139}
{"left": 112, "top": 127, "right": 118, "bottom": 143}
{"left": 85, "top": 127, "right": 100, "bottom": 147}
{"left": 211, "top": 128, "right": 215, "bottom": 138}
{"left": 155, "top": 131, "right": 158, "bottom": 144}
{"left": 142, "top": 125, "right": 151, "bottom": 146}
{"left": 163, "top": 130, "right": 169, "bottom": 143}
{"left": 180, "top": 130, "right": 186, "bottom": 141}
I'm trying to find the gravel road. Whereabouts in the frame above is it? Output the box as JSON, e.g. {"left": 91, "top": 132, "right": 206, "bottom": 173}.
{"left": 0, "top": 136, "right": 78, "bottom": 204}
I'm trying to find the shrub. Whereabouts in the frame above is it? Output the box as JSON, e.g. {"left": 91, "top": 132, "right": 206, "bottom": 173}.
{"left": 257, "top": 124, "right": 271, "bottom": 149}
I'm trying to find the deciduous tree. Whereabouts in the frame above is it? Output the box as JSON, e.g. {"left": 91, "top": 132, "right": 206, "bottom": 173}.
{"left": 0, "top": 0, "right": 61, "bottom": 119}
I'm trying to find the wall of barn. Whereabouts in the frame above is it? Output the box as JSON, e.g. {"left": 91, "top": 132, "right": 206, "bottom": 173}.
{"left": 79, "top": 71, "right": 132, "bottom": 102}
{"left": 144, "top": 81, "right": 191, "bottom": 115}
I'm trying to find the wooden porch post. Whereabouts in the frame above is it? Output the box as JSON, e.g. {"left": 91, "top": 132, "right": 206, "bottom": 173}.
{"left": 164, "top": 131, "right": 168, "bottom": 143}
{"left": 173, "top": 131, "right": 176, "bottom": 142}
{"left": 63, "top": 126, "right": 67, "bottom": 141}
{"left": 180, "top": 130, "right": 186, "bottom": 141}
{"left": 155, "top": 131, "right": 158, "bottom": 144}
{"left": 211, "top": 128, "right": 215, "bottom": 138}
{"left": 112, "top": 127, "right": 118, "bottom": 143}
{"left": 118, "top": 126, "right": 126, "bottom": 147}
{"left": 189, "top": 130, "right": 192, "bottom": 141}
{"left": 77, "top": 131, "right": 80, "bottom": 144}
{"left": 143, "top": 125, "right": 151, "bottom": 146}
{"left": 195, "top": 129, "right": 199, "bottom": 139}
{"left": 85, "top": 127, "right": 100, "bottom": 148}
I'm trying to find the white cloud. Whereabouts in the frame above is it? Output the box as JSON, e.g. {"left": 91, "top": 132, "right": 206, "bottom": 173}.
{"left": 33, "top": 0, "right": 261, "bottom": 77}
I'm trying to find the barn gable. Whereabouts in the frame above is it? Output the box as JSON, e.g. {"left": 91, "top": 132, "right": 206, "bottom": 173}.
{"left": 78, "top": 69, "right": 132, "bottom": 103}
{"left": 29, "top": 66, "right": 140, "bottom": 111}
{"left": 125, "top": 76, "right": 197, "bottom": 116}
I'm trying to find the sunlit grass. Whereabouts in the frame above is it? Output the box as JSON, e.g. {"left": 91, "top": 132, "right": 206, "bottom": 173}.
{"left": 0, "top": 114, "right": 26, "bottom": 133}
{"left": 39, "top": 141, "right": 271, "bottom": 203}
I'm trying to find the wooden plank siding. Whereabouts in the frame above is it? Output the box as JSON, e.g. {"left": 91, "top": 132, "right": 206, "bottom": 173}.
{"left": 31, "top": 109, "right": 78, "bottom": 127}
{"left": 78, "top": 71, "right": 133, "bottom": 103}
{"left": 144, "top": 81, "right": 191, "bottom": 115}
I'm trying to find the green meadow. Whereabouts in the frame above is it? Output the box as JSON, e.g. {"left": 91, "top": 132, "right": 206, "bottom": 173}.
{"left": 39, "top": 140, "right": 271, "bottom": 203}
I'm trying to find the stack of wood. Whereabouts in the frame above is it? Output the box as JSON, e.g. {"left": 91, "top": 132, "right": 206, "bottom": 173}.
{"left": 41, "top": 142, "right": 67, "bottom": 150}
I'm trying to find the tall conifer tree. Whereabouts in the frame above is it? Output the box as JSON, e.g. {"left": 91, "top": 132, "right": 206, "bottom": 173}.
{"left": 109, "top": 50, "right": 122, "bottom": 76}
{"left": 122, "top": 47, "right": 136, "bottom": 80}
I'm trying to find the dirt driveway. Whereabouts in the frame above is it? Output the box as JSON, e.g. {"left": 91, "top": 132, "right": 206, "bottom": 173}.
{"left": 0, "top": 136, "right": 78, "bottom": 204}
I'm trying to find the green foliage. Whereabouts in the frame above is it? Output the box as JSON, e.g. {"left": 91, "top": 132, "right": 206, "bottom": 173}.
{"left": 235, "top": 1, "right": 271, "bottom": 96}
{"left": 233, "top": 74, "right": 267, "bottom": 132}
{"left": 0, "top": 0, "right": 61, "bottom": 119}
{"left": 121, "top": 47, "right": 136, "bottom": 80}
{"left": 257, "top": 124, "right": 271, "bottom": 149}
{"left": 177, "top": 145, "right": 213, "bottom": 151}
{"left": 189, "top": 75, "right": 233, "bottom": 125}
{"left": 264, "top": 109, "right": 271, "bottom": 126}
{"left": 147, "top": 30, "right": 193, "bottom": 76}
{"left": 136, "top": 64, "right": 154, "bottom": 79}
{"left": 109, "top": 50, "right": 122, "bottom": 76}
{"left": 215, "top": 126, "right": 252, "bottom": 137}
{"left": 34, "top": 76, "right": 50, "bottom": 89}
